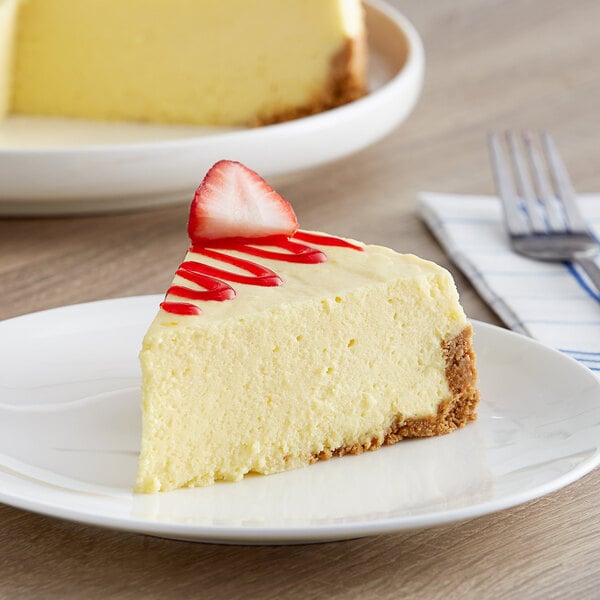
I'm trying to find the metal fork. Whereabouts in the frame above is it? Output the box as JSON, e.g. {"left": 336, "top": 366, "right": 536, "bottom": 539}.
{"left": 488, "top": 131, "right": 600, "bottom": 295}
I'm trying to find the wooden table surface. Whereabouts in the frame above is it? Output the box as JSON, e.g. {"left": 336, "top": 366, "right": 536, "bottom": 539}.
{"left": 1, "top": 1, "right": 599, "bottom": 598}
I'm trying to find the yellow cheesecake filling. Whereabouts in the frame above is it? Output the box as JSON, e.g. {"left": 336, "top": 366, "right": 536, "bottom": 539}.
{"left": 0, "top": 0, "right": 18, "bottom": 120}
{"left": 136, "top": 239, "right": 473, "bottom": 492}
{"left": 0, "top": 0, "right": 366, "bottom": 125}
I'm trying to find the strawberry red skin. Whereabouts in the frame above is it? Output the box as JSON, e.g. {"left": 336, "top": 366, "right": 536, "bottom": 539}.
{"left": 188, "top": 160, "right": 298, "bottom": 243}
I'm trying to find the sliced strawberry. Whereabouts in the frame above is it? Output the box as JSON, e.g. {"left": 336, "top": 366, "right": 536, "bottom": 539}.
{"left": 188, "top": 160, "right": 299, "bottom": 243}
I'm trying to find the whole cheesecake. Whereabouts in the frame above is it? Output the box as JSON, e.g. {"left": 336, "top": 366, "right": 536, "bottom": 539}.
{"left": 0, "top": 0, "right": 366, "bottom": 126}
{"left": 135, "top": 161, "right": 479, "bottom": 493}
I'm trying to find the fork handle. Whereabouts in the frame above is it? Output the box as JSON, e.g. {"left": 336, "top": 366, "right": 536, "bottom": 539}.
{"left": 575, "top": 255, "right": 600, "bottom": 298}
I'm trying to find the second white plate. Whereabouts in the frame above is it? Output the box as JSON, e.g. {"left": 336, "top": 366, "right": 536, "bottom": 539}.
{"left": 0, "top": 296, "right": 599, "bottom": 544}
{"left": 0, "top": 0, "right": 424, "bottom": 214}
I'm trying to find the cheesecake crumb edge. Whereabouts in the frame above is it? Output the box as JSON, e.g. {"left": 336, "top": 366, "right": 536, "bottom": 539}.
{"left": 311, "top": 325, "right": 480, "bottom": 463}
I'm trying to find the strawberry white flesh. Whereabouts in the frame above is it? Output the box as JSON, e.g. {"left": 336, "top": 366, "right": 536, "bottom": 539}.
{"left": 188, "top": 160, "right": 299, "bottom": 243}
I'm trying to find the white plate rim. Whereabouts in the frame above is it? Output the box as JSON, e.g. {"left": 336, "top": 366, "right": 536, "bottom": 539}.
{"left": 0, "top": 295, "right": 599, "bottom": 544}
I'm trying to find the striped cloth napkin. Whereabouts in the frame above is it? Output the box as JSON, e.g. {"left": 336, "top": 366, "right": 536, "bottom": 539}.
{"left": 418, "top": 192, "right": 600, "bottom": 376}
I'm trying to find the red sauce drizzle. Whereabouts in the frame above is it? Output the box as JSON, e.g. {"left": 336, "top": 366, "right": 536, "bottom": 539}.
{"left": 160, "top": 230, "right": 363, "bottom": 316}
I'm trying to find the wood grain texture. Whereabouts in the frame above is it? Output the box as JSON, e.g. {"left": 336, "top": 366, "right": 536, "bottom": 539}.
{"left": 1, "top": 0, "right": 600, "bottom": 597}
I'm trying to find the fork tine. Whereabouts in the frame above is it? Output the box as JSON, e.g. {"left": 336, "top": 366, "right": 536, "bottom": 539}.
{"left": 541, "top": 131, "right": 588, "bottom": 233}
{"left": 522, "top": 131, "right": 564, "bottom": 232}
{"left": 505, "top": 131, "right": 546, "bottom": 233}
{"left": 487, "top": 132, "right": 530, "bottom": 236}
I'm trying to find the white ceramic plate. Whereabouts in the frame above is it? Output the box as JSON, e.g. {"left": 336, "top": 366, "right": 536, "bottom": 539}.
{"left": 0, "top": 296, "right": 599, "bottom": 545}
{"left": 0, "top": 0, "right": 424, "bottom": 215}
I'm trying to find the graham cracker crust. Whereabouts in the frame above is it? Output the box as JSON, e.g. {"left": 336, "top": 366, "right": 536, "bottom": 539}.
{"left": 252, "top": 36, "right": 368, "bottom": 126}
{"left": 312, "top": 325, "right": 480, "bottom": 463}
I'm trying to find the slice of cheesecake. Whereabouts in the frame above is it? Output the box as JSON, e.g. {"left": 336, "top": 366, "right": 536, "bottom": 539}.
{"left": 136, "top": 161, "right": 479, "bottom": 493}
{"left": 0, "top": 0, "right": 366, "bottom": 126}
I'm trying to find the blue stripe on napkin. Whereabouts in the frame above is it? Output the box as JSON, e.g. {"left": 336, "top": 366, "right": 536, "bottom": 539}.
{"left": 418, "top": 192, "right": 600, "bottom": 376}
